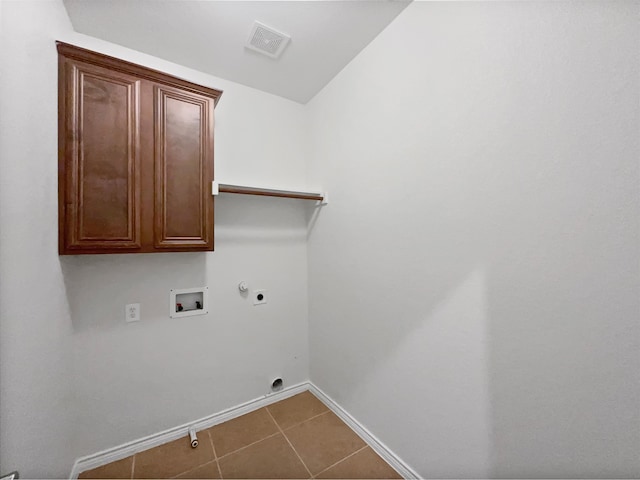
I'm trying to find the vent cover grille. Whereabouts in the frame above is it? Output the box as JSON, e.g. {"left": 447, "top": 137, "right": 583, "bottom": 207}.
{"left": 246, "top": 21, "right": 291, "bottom": 59}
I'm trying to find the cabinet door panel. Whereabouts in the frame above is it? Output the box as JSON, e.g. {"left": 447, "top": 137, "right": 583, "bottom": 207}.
{"left": 58, "top": 43, "right": 221, "bottom": 255}
{"left": 62, "top": 61, "right": 141, "bottom": 252}
{"left": 154, "top": 86, "right": 213, "bottom": 249}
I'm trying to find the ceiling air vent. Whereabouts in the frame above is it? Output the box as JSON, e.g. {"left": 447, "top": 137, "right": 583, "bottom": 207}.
{"left": 246, "top": 21, "right": 291, "bottom": 59}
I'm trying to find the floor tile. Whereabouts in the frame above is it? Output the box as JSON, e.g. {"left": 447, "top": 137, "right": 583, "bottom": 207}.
{"left": 133, "top": 433, "right": 215, "bottom": 479}
{"left": 206, "top": 407, "right": 279, "bottom": 457}
{"left": 218, "top": 433, "right": 309, "bottom": 479}
{"left": 316, "top": 447, "right": 402, "bottom": 479}
{"left": 79, "top": 456, "right": 133, "bottom": 479}
{"left": 267, "top": 391, "right": 329, "bottom": 430}
{"left": 175, "top": 460, "right": 221, "bottom": 479}
{"left": 79, "top": 392, "right": 393, "bottom": 480}
{"left": 285, "top": 411, "right": 366, "bottom": 475}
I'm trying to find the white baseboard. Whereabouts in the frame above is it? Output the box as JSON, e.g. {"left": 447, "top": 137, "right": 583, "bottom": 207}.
{"left": 70, "top": 382, "right": 308, "bottom": 479}
{"left": 70, "top": 381, "right": 418, "bottom": 479}
{"left": 308, "top": 384, "right": 420, "bottom": 480}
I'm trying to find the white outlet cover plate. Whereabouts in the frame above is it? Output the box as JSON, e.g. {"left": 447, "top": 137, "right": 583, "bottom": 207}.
{"left": 253, "top": 290, "right": 267, "bottom": 305}
{"left": 125, "top": 303, "right": 140, "bottom": 322}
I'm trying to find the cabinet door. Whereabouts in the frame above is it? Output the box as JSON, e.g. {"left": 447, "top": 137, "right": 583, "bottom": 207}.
{"left": 153, "top": 85, "right": 214, "bottom": 250}
{"left": 60, "top": 59, "right": 142, "bottom": 253}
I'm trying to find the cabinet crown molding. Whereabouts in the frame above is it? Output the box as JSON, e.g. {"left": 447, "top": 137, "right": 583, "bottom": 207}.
{"left": 56, "top": 42, "right": 223, "bottom": 106}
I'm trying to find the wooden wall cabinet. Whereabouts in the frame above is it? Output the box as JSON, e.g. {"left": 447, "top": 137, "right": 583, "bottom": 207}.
{"left": 57, "top": 42, "right": 222, "bottom": 254}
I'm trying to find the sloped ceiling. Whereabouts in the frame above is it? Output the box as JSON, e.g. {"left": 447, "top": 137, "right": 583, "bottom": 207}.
{"left": 63, "top": 0, "right": 411, "bottom": 103}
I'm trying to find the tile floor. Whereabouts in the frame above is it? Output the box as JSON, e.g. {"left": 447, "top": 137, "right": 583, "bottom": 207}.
{"left": 78, "top": 391, "right": 402, "bottom": 479}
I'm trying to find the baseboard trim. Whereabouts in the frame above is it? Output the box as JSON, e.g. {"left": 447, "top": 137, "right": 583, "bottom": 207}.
{"left": 308, "top": 383, "right": 420, "bottom": 480}
{"left": 70, "top": 381, "right": 418, "bottom": 479}
{"left": 69, "top": 382, "right": 309, "bottom": 479}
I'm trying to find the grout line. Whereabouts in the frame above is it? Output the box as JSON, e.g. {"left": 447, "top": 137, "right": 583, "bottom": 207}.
{"left": 311, "top": 445, "right": 368, "bottom": 479}
{"left": 100, "top": 406, "right": 329, "bottom": 480}
{"left": 217, "top": 458, "right": 223, "bottom": 480}
{"left": 216, "top": 431, "right": 281, "bottom": 460}
{"left": 265, "top": 408, "right": 313, "bottom": 478}
{"left": 169, "top": 432, "right": 216, "bottom": 479}
{"left": 211, "top": 407, "right": 283, "bottom": 461}
{"left": 209, "top": 431, "right": 224, "bottom": 479}
{"left": 70, "top": 382, "right": 312, "bottom": 478}
{"left": 206, "top": 430, "right": 216, "bottom": 460}
{"left": 130, "top": 454, "right": 136, "bottom": 479}
{"left": 171, "top": 459, "right": 218, "bottom": 479}
{"left": 263, "top": 405, "right": 282, "bottom": 429}
{"left": 280, "top": 409, "right": 330, "bottom": 432}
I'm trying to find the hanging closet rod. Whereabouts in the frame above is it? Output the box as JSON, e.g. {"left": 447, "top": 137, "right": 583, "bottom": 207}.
{"left": 212, "top": 181, "right": 328, "bottom": 204}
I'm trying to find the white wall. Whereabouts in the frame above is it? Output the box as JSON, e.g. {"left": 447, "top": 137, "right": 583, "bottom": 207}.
{"left": 56, "top": 31, "right": 312, "bottom": 461}
{"left": 0, "top": 2, "right": 311, "bottom": 476}
{"left": 0, "top": 1, "right": 76, "bottom": 477}
{"left": 307, "top": 1, "right": 640, "bottom": 478}
{"left": 3, "top": 1, "right": 639, "bottom": 478}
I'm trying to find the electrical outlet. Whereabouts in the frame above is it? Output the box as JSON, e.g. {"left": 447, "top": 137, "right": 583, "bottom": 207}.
{"left": 125, "top": 303, "right": 140, "bottom": 322}
{"left": 253, "top": 290, "right": 267, "bottom": 306}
